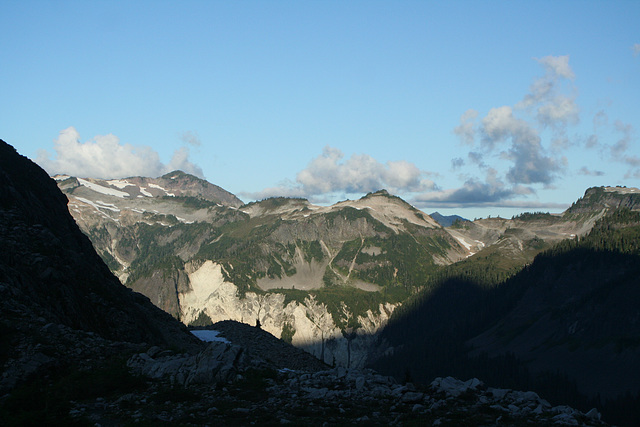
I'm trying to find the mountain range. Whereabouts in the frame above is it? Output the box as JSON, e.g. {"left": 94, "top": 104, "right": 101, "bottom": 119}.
{"left": 53, "top": 169, "right": 636, "bottom": 366}
{"left": 0, "top": 138, "right": 616, "bottom": 425}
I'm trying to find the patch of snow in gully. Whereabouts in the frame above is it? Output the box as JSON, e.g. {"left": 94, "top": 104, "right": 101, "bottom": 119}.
{"left": 190, "top": 330, "right": 231, "bottom": 344}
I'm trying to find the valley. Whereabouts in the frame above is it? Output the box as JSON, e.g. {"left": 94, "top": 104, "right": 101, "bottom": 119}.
{"left": 54, "top": 171, "right": 637, "bottom": 372}
{"left": 2, "top": 140, "right": 637, "bottom": 424}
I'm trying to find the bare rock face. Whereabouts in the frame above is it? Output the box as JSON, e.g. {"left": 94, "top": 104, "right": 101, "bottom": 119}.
{"left": 176, "top": 260, "right": 398, "bottom": 367}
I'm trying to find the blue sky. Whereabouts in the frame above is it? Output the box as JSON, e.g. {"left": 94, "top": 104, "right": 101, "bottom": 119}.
{"left": 1, "top": 1, "right": 639, "bottom": 219}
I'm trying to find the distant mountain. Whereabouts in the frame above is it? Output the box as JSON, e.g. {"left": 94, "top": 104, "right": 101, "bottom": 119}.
{"left": 442, "top": 187, "right": 640, "bottom": 276}
{"left": 56, "top": 170, "right": 244, "bottom": 207}
{"left": 430, "top": 211, "right": 468, "bottom": 227}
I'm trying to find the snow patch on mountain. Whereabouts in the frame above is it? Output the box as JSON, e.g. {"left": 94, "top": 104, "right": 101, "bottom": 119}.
{"left": 72, "top": 197, "right": 120, "bottom": 221}
{"left": 139, "top": 187, "right": 153, "bottom": 197}
{"left": 77, "top": 178, "right": 130, "bottom": 198}
{"left": 107, "top": 179, "right": 135, "bottom": 189}
{"left": 148, "top": 183, "right": 175, "bottom": 196}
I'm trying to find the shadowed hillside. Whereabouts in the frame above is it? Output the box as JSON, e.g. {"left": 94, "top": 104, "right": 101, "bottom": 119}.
{"left": 370, "top": 209, "right": 640, "bottom": 426}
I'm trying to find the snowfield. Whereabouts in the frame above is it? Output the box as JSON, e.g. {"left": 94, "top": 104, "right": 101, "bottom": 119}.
{"left": 78, "top": 178, "right": 130, "bottom": 198}
{"left": 190, "top": 329, "right": 231, "bottom": 344}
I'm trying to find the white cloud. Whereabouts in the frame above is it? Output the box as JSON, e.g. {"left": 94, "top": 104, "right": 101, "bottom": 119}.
{"left": 453, "top": 109, "right": 478, "bottom": 145}
{"left": 248, "top": 146, "right": 435, "bottom": 201}
{"left": 633, "top": 43, "right": 640, "bottom": 56}
{"left": 578, "top": 167, "right": 604, "bottom": 177}
{"left": 479, "top": 106, "right": 560, "bottom": 187}
{"left": 611, "top": 121, "right": 640, "bottom": 172}
{"left": 481, "top": 106, "right": 534, "bottom": 150}
{"left": 167, "top": 146, "right": 205, "bottom": 177}
{"left": 504, "top": 138, "right": 560, "bottom": 185}
{"left": 180, "top": 131, "right": 201, "bottom": 146}
{"left": 535, "top": 55, "right": 575, "bottom": 80}
{"left": 537, "top": 95, "right": 579, "bottom": 128}
{"left": 516, "top": 56, "right": 579, "bottom": 133}
{"left": 467, "top": 151, "right": 485, "bottom": 168}
{"left": 295, "top": 146, "right": 435, "bottom": 196}
{"left": 465, "top": 57, "right": 574, "bottom": 189}
{"left": 241, "top": 182, "right": 308, "bottom": 201}
{"left": 411, "top": 170, "right": 536, "bottom": 208}
{"left": 36, "top": 127, "right": 204, "bottom": 179}
{"left": 451, "top": 157, "right": 464, "bottom": 169}
{"left": 431, "top": 55, "right": 576, "bottom": 208}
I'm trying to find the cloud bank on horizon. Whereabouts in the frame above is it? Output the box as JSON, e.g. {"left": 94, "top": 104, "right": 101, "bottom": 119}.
{"left": 35, "top": 54, "right": 638, "bottom": 211}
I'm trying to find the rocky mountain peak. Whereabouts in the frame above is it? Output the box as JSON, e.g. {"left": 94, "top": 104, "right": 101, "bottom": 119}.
{"left": 54, "top": 170, "right": 243, "bottom": 208}
{"left": 565, "top": 185, "right": 640, "bottom": 215}
{"left": 240, "top": 196, "right": 312, "bottom": 217}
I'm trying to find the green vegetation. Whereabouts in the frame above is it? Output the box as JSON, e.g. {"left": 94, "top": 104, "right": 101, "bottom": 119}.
{"left": 511, "top": 211, "right": 558, "bottom": 222}
{"left": 450, "top": 218, "right": 469, "bottom": 229}
{"left": 297, "top": 239, "right": 324, "bottom": 263}
{"left": 548, "top": 208, "right": 640, "bottom": 256}
{"left": 142, "top": 211, "right": 179, "bottom": 225}
{"left": 97, "top": 249, "right": 120, "bottom": 272}
{"left": 280, "top": 321, "right": 295, "bottom": 343}
{"left": 124, "top": 221, "right": 216, "bottom": 285}
{"left": 189, "top": 311, "right": 213, "bottom": 327}
{"left": 241, "top": 196, "right": 308, "bottom": 211}
{"left": 162, "top": 195, "right": 221, "bottom": 210}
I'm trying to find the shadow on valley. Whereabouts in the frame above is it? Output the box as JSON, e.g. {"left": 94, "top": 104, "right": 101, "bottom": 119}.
{"left": 369, "top": 225, "right": 640, "bottom": 426}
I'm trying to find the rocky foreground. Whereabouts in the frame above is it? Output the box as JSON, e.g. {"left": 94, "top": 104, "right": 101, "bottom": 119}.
{"left": 0, "top": 318, "right": 610, "bottom": 426}
{"left": 110, "top": 321, "right": 606, "bottom": 426}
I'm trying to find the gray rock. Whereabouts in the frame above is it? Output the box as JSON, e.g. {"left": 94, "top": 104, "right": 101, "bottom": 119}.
{"left": 586, "top": 408, "right": 601, "bottom": 420}
{"left": 401, "top": 392, "right": 424, "bottom": 403}
{"left": 412, "top": 403, "right": 425, "bottom": 413}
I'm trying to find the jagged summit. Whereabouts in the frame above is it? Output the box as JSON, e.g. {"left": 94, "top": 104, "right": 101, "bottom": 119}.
{"left": 161, "top": 169, "right": 192, "bottom": 179}
{"left": 240, "top": 196, "right": 312, "bottom": 217}
{"left": 54, "top": 169, "right": 243, "bottom": 207}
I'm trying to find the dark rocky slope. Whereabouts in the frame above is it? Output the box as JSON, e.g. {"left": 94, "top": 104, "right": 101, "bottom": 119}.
{"left": 0, "top": 139, "right": 203, "bottom": 392}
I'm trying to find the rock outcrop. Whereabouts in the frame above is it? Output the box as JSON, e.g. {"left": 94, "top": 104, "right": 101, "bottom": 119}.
{"left": 178, "top": 259, "right": 397, "bottom": 367}
{"left": 127, "top": 320, "right": 329, "bottom": 387}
